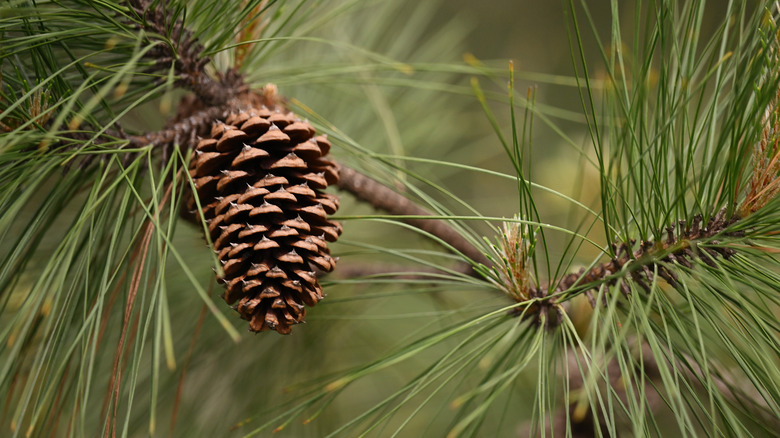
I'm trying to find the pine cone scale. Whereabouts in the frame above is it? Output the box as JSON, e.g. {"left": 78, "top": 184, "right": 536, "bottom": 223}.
{"left": 183, "top": 107, "right": 340, "bottom": 334}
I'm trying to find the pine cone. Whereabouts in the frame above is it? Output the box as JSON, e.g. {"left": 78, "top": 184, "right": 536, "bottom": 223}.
{"left": 183, "top": 107, "right": 341, "bottom": 334}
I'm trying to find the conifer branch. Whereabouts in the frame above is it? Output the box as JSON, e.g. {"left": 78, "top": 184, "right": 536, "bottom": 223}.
{"left": 121, "top": 0, "right": 496, "bottom": 278}
{"left": 128, "top": 0, "right": 243, "bottom": 105}
{"left": 103, "top": 0, "right": 775, "bottom": 317}
{"left": 539, "top": 209, "right": 741, "bottom": 307}
{"left": 335, "top": 163, "right": 492, "bottom": 270}
{"left": 130, "top": 105, "right": 229, "bottom": 163}
{"left": 333, "top": 262, "right": 475, "bottom": 279}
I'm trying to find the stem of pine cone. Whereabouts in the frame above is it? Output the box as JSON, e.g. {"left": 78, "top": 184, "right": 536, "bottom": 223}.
{"left": 131, "top": 106, "right": 230, "bottom": 163}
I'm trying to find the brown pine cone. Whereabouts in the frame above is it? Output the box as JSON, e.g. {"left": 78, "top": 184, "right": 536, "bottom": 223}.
{"left": 183, "top": 107, "right": 341, "bottom": 334}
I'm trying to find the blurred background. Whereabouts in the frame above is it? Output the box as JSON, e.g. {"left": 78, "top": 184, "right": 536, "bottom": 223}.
{"left": 1, "top": 0, "right": 741, "bottom": 436}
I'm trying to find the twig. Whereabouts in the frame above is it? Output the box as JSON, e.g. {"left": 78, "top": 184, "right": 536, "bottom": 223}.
{"left": 130, "top": 105, "right": 229, "bottom": 163}
{"left": 128, "top": 0, "right": 243, "bottom": 105}
{"left": 332, "top": 262, "right": 475, "bottom": 279}
{"left": 540, "top": 209, "right": 741, "bottom": 302}
{"left": 105, "top": 219, "right": 152, "bottom": 438}
{"left": 336, "top": 163, "right": 492, "bottom": 270}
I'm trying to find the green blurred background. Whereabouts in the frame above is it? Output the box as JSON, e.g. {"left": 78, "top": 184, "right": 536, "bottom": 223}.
{"left": 2, "top": 1, "right": 741, "bottom": 436}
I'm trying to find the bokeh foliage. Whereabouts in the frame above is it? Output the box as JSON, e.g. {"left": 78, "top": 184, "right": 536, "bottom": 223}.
{"left": 1, "top": 0, "right": 780, "bottom": 437}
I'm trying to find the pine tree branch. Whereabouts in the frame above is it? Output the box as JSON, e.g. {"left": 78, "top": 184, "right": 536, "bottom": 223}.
{"left": 85, "top": 121, "right": 492, "bottom": 278}
{"left": 108, "top": 106, "right": 751, "bottom": 310}
{"left": 335, "top": 163, "right": 492, "bottom": 270}
{"left": 128, "top": 0, "right": 243, "bottom": 106}
{"left": 130, "top": 105, "right": 229, "bottom": 163}
{"left": 92, "top": 1, "right": 762, "bottom": 314}
{"left": 121, "top": 0, "right": 495, "bottom": 278}
{"left": 538, "top": 209, "right": 741, "bottom": 308}
{"left": 332, "top": 262, "right": 476, "bottom": 279}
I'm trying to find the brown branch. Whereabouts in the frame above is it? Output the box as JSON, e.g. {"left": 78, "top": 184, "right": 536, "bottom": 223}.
{"left": 170, "top": 282, "right": 213, "bottom": 435}
{"left": 104, "top": 220, "right": 152, "bottom": 438}
{"left": 87, "top": 110, "right": 746, "bottom": 322}
{"left": 543, "top": 209, "right": 741, "bottom": 305}
{"left": 332, "top": 262, "right": 475, "bottom": 279}
{"left": 128, "top": 0, "right": 243, "bottom": 106}
{"left": 130, "top": 105, "right": 229, "bottom": 163}
{"left": 335, "top": 163, "right": 492, "bottom": 271}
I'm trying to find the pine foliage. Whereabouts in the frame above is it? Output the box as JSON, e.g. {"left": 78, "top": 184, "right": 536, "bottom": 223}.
{"left": 1, "top": 0, "right": 779, "bottom": 437}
